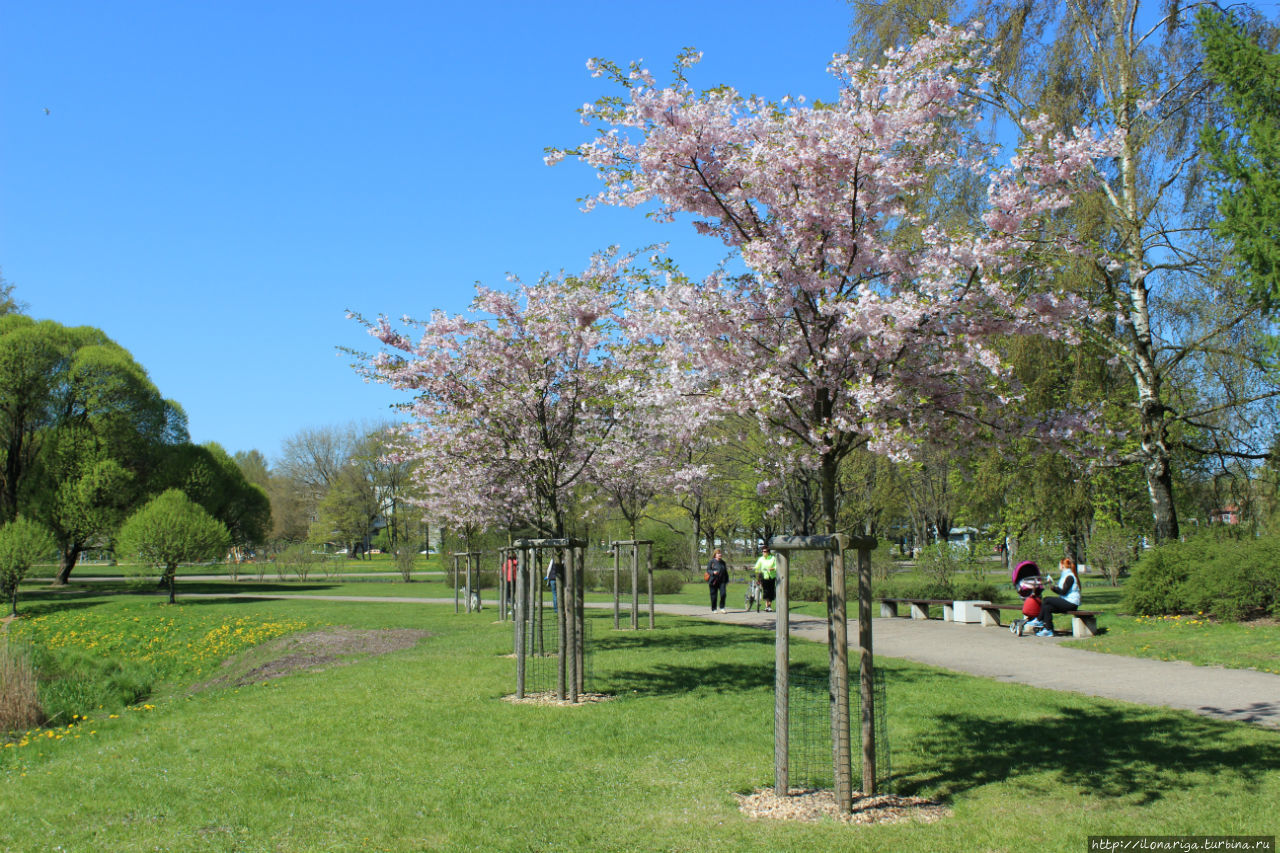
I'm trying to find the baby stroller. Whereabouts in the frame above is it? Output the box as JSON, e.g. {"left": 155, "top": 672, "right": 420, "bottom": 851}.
{"left": 1009, "top": 560, "right": 1046, "bottom": 637}
{"left": 744, "top": 575, "right": 763, "bottom": 612}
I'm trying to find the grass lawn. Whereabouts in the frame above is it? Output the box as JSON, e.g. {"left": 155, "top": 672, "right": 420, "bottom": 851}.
{"left": 2, "top": 594, "right": 1279, "bottom": 852}
{"left": 21, "top": 566, "right": 1280, "bottom": 674}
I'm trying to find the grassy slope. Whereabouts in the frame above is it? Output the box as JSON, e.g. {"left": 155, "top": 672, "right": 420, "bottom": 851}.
{"left": 2, "top": 598, "right": 1278, "bottom": 852}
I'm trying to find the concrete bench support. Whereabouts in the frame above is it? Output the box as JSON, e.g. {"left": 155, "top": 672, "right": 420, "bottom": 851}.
{"left": 1072, "top": 612, "right": 1098, "bottom": 638}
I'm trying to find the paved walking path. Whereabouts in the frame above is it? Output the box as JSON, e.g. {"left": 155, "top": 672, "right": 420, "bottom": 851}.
{"left": 168, "top": 591, "right": 1280, "bottom": 729}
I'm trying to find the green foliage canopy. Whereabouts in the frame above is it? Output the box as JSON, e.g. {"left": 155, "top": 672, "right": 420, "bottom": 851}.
{"left": 1197, "top": 7, "right": 1280, "bottom": 313}
{"left": 116, "top": 489, "right": 231, "bottom": 604}
{"left": 0, "top": 515, "right": 55, "bottom": 615}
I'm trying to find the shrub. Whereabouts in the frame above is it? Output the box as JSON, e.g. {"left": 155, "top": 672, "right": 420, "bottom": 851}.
{"left": 869, "top": 547, "right": 900, "bottom": 582}
{"left": 870, "top": 576, "right": 1005, "bottom": 603}
{"left": 1124, "top": 534, "right": 1280, "bottom": 620}
{"left": 0, "top": 639, "right": 43, "bottom": 733}
{"left": 1179, "top": 537, "right": 1276, "bottom": 621}
{"left": 394, "top": 547, "right": 417, "bottom": 581}
{"left": 1124, "top": 544, "right": 1190, "bottom": 616}
{"left": 279, "top": 544, "right": 321, "bottom": 581}
{"left": 789, "top": 576, "right": 827, "bottom": 602}
{"left": 0, "top": 516, "right": 56, "bottom": 616}
{"left": 1088, "top": 521, "right": 1136, "bottom": 586}
{"left": 917, "top": 543, "right": 961, "bottom": 588}
{"left": 650, "top": 570, "right": 686, "bottom": 596}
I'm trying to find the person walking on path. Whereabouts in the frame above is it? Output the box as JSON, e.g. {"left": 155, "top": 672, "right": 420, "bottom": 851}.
{"left": 546, "top": 558, "right": 564, "bottom": 611}
{"left": 1038, "top": 557, "right": 1082, "bottom": 637}
{"left": 706, "top": 548, "right": 729, "bottom": 612}
{"left": 502, "top": 553, "right": 518, "bottom": 612}
{"left": 753, "top": 545, "right": 779, "bottom": 613}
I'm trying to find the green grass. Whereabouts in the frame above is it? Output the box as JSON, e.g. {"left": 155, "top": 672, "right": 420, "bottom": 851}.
{"left": 18, "top": 568, "right": 1280, "bottom": 674}
{"left": 2, "top": 595, "right": 1279, "bottom": 851}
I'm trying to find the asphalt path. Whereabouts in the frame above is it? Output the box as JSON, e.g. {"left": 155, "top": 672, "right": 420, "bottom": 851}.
{"left": 164, "top": 589, "right": 1280, "bottom": 729}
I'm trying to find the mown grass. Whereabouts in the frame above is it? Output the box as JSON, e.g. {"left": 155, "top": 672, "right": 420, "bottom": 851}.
{"left": 1, "top": 595, "right": 1278, "bottom": 852}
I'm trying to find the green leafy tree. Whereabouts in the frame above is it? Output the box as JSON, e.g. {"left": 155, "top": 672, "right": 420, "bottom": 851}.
{"left": 0, "top": 316, "right": 188, "bottom": 582}
{"left": 0, "top": 516, "right": 55, "bottom": 616}
{"left": 310, "top": 464, "right": 379, "bottom": 557}
{"left": 116, "top": 489, "right": 230, "bottom": 604}
{"left": 1197, "top": 6, "right": 1280, "bottom": 314}
{"left": 0, "top": 273, "right": 22, "bottom": 317}
{"left": 158, "top": 442, "right": 270, "bottom": 560}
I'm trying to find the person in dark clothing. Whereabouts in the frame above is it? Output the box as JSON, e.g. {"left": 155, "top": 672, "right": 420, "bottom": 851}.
{"left": 706, "top": 548, "right": 729, "bottom": 612}
{"left": 546, "top": 558, "right": 564, "bottom": 610}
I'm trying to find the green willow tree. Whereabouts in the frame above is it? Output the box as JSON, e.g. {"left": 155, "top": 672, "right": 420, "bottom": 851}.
{"left": 0, "top": 316, "right": 188, "bottom": 582}
{"left": 158, "top": 442, "right": 271, "bottom": 563}
{"left": 116, "top": 489, "right": 230, "bottom": 605}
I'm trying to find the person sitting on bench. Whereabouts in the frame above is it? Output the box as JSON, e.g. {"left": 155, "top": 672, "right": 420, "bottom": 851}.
{"left": 1037, "top": 558, "right": 1082, "bottom": 637}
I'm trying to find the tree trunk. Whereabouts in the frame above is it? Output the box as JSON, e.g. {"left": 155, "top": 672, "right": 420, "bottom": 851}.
{"left": 53, "top": 546, "right": 82, "bottom": 586}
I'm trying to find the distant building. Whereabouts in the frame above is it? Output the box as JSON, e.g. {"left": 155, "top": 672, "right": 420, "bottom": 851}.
{"left": 1210, "top": 505, "right": 1240, "bottom": 525}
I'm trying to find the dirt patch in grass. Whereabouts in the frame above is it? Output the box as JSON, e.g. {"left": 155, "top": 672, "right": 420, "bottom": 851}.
{"left": 502, "top": 690, "right": 615, "bottom": 706}
{"left": 736, "top": 788, "right": 950, "bottom": 826}
{"left": 195, "top": 627, "right": 431, "bottom": 690}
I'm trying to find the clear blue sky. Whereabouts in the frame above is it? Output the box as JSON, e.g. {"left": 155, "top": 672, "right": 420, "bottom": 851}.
{"left": 2, "top": 0, "right": 855, "bottom": 462}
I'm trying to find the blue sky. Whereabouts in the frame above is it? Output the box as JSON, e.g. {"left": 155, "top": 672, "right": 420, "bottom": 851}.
{"left": 2, "top": 0, "right": 855, "bottom": 461}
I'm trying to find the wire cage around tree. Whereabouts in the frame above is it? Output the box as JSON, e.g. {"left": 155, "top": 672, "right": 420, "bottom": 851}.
{"left": 784, "top": 662, "right": 890, "bottom": 792}
{"left": 518, "top": 611, "right": 594, "bottom": 696}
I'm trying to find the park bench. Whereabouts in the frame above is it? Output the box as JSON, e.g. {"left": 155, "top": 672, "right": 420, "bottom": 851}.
{"left": 976, "top": 603, "right": 1100, "bottom": 638}
{"left": 878, "top": 597, "right": 954, "bottom": 621}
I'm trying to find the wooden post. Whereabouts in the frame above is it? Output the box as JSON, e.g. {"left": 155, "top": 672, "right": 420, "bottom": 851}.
{"left": 534, "top": 549, "right": 544, "bottom": 657}
{"left": 612, "top": 543, "right": 620, "bottom": 630}
{"left": 453, "top": 554, "right": 460, "bottom": 614}
{"left": 556, "top": 548, "right": 567, "bottom": 701}
{"left": 565, "top": 547, "right": 579, "bottom": 703}
{"left": 827, "top": 540, "right": 852, "bottom": 810}
{"left": 499, "top": 549, "right": 509, "bottom": 622}
{"left": 575, "top": 544, "right": 585, "bottom": 696}
{"left": 515, "top": 546, "right": 526, "bottom": 699}
{"left": 646, "top": 543, "right": 655, "bottom": 630}
{"left": 774, "top": 548, "right": 790, "bottom": 796}
{"left": 630, "top": 543, "right": 640, "bottom": 630}
{"left": 858, "top": 544, "right": 877, "bottom": 795}
{"left": 465, "top": 553, "right": 475, "bottom": 613}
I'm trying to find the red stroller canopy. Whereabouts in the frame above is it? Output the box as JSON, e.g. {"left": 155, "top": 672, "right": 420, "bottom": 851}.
{"left": 1012, "top": 560, "right": 1041, "bottom": 585}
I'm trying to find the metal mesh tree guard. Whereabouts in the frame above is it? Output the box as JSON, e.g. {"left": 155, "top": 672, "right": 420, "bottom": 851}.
{"left": 512, "top": 538, "right": 589, "bottom": 701}
{"left": 519, "top": 612, "right": 594, "bottom": 696}
{"left": 770, "top": 533, "right": 880, "bottom": 809}
{"left": 784, "top": 663, "right": 889, "bottom": 791}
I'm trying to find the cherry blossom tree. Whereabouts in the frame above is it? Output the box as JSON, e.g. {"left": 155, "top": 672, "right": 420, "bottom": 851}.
{"left": 555, "top": 22, "right": 1117, "bottom": 801}
{"left": 351, "top": 254, "right": 637, "bottom": 540}
{"left": 557, "top": 21, "right": 1115, "bottom": 540}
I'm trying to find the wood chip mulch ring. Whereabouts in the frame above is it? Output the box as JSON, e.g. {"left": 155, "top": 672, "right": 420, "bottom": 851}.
{"left": 502, "top": 690, "right": 615, "bottom": 706}
{"left": 736, "top": 787, "right": 950, "bottom": 826}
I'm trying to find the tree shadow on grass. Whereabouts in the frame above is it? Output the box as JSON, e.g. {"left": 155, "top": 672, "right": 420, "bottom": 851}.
{"left": 894, "top": 701, "right": 1280, "bottom": 804}
{"left": 589, "top": 622, "right": 773, "bottom": 655}
{"left": 602, "top": 660, "right": 774, "bottom": 696}
{"left": 171, "top": 581, "right": 341, "bottom": 596}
